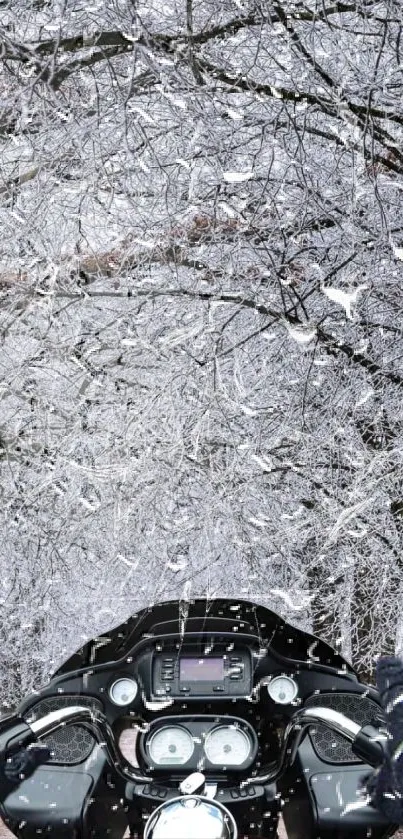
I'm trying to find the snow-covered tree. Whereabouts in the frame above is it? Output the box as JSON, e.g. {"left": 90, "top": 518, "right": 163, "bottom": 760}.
{"left": 1, "top": 0, "right": 403, "bottom": 702}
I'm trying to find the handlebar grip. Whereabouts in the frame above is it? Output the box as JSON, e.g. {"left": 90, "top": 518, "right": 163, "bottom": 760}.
{"left": 0, "top": 715, "right": 38, "bottom": 795}
{"left": 3, "top": 744, "right": 51, "bottom": 784}
{"left": 352, "top": 724, "right": 389, "bottom": 767}
{"left": 0, "top": 715, "right": 36, "bottom": 755}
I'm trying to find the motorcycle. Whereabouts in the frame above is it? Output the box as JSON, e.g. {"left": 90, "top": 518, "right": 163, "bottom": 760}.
{"left": 0, "top": 598, "right": 397, "bottom": 839}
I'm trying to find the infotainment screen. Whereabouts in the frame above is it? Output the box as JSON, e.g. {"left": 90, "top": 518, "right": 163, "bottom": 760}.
{"left": 180, "top": 657, "right": 224, "bottom": 682}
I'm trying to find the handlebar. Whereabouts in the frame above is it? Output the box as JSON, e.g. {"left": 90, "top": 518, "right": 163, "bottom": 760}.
{"left": 31, "top": 706, "right": 151, "bottom": 784}
{"left": 246, "top": 707, "right": 388, "bottom": 785}
{"left": 2, "top": 703, "right": 387, "bottom": 788}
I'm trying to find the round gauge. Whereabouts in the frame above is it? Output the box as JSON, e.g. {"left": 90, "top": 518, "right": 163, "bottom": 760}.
{"left": 148, "top": 726, "right": 194, "bottom": 766}
{"left": 204, "top": 726, "right": 251, "bottom": 766}
{"left": 267, "top": 675, "right": 298, "bottom": 705}
{"left": 109, "top": 678, "right": 138, "bottom": 706}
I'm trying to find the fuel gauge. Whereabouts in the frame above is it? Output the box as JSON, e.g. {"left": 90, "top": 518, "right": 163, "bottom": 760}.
{"left": 109, "top": 677, "right": 138, "bottom": 706}
{"left": 267, "top": 675, "right": 298, "bottom": 705}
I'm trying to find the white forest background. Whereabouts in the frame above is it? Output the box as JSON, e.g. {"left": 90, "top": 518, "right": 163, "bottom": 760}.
{"left": 0, "top": 0, "right": 403, "bottom": 707}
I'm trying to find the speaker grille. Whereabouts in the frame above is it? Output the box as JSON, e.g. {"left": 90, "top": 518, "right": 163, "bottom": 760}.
{"left": 24, "top": 695, "right": 103, "bottom": 764}
{"left": 304, "top": 692, "right": 385, "bottom": 764}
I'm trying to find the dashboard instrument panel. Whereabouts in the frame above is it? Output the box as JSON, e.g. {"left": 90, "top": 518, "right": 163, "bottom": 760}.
{"left": 140, "top": 715, "right": 258, "bottom": 772}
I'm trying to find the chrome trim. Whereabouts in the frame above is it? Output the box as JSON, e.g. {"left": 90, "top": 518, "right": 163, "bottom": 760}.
{"left": 30, "top": 706, "right": 149, "bottom": 782}
{"left": 245, "top": 706, "right": 361, "bottom": 784}
{"left": 26, "top": 704, "right": 365, "bottom": 788}
{"left": 30, "top": 706, "right": 94, "bottom": 737}
{"left": 143, "top": 795, "right": 238, "bottom": 839}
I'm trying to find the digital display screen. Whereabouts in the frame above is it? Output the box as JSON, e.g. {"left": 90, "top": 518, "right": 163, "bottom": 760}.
{"left": 180, "top": 657, "right": 224, "bottom": 682}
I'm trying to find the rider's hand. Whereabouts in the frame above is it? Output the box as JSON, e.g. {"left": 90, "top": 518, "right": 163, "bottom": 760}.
{"left": 2, "top": 744, "right": 51, "bottom": 786}
{"left": 366, "top": 656, "right": 403, "bottom": 822}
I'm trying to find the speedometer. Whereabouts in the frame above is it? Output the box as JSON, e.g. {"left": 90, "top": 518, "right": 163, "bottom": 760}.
{"left": 147, "top": 726, "right": 194, "bottom": 766}
{"left": 204, "top": 726, "right": 251, "bottom": 766}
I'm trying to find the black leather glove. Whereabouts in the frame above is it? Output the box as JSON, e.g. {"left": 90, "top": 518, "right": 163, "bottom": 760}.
{"left": 2, "top": 743, "right": 51, "bottom": 785}
{"left": 366, "top": 656, "right": 403, "bottom": 821}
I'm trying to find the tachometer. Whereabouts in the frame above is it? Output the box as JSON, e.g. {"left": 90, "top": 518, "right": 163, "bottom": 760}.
{"left": 204, "top": 726, "right": 251, "bottom": 766}
{"left": 109, "top": 678, "right": 138, "bottom": 706}
{"left": 267, "top": 675, "right": 298, "bottom": 704}
{"left": 147, "top": 726, "right": 194, "bottom": 766}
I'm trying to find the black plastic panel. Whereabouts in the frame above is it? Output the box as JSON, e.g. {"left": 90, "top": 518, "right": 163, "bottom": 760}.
{"left": 2, "top": 768, "right": 93, "bottom": 838}
{"left": 279, "top": 736, "right": 395, "bottom": 839}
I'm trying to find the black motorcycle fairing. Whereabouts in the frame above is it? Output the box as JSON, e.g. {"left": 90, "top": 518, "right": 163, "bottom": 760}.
{"left": 53, "top": 598, "right": 356, "bottom": 677}
{"left": 0, "top": 598, "right": 392, "bottom": 839}
{"left": 11, "top": 597, "right": 367, "bottom": 790}
{"left": 10, "top": 597, "right": 372, "bottom": 800}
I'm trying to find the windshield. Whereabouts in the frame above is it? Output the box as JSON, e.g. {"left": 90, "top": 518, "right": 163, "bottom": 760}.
{"left": 54, "top": 598, "right": 354, "bottom": 676}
